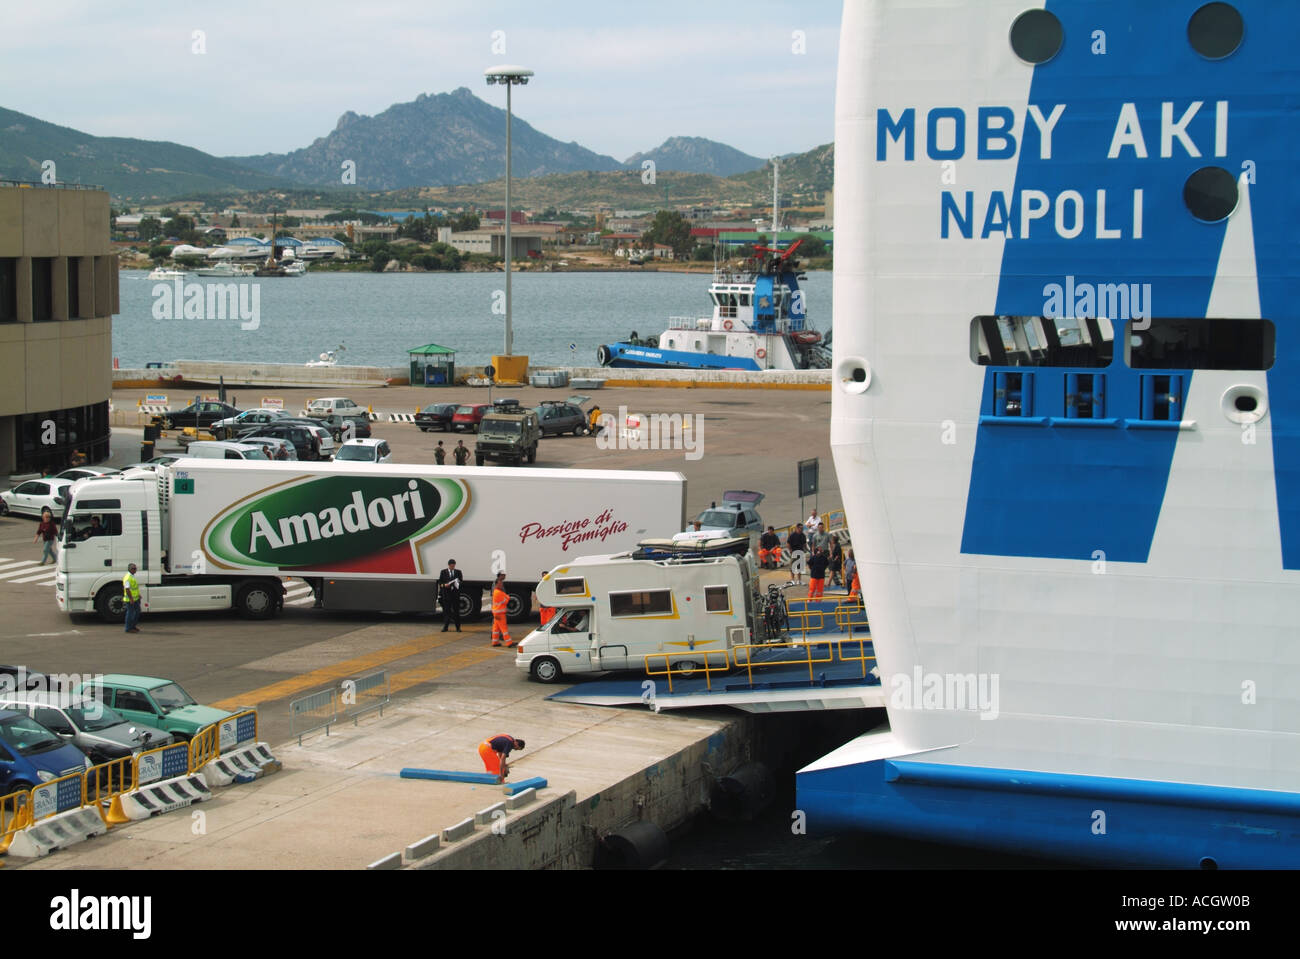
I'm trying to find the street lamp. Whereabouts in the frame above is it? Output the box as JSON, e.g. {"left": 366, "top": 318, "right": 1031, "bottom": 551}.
{"left": 484, "top": 65, "right": 533, "bottom": 357}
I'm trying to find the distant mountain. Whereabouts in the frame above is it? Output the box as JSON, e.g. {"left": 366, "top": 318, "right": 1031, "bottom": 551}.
{"left": 0, "top": 106, "right": 287, "bottom": 198}
{"left": 623, "top": 136, "right": 766, "bottom": 176}
{"left": 229, "top": 88, "right": 624, "bottom": 191}
{"left": 729, "top": 141, "right": 834, "bottom": 195}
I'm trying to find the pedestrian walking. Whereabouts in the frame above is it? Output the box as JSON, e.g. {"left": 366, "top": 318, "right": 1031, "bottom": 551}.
{"left": 453, "top": 440, "right": 470, "bottom": 466}
{"left": 34, "top": 507, "right": 58, "bottom": 565}
{"left": 811, "top": 525, "right": 832, "bottom": 555}
{"left": 490, "top": 571, "right": 512, "bottom": 647}
{"left": 829, "top": 538, "right": 844, "bottom": 588}
{"left": 478, "top": 733, "right": 525, "bottom": 785}
{"left": 437, "top": 558, "right": 463, "bottom": 632}
{"left": 807, "top": 547, "right": 829, "bottom": 600}
{"left": 434, "top": 441, "right": 446, "bottom": 465}
{"left": 122, "top": 562, "right": 142, "bottom": 633}
{"left": 845, "top": 548, "right": 861, "bottom": 601}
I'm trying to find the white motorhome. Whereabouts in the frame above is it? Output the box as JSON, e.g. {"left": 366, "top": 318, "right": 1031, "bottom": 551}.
{"left": 55, "top": 462, "right": 684, "bottom": 623}
{"left": 516, "top": 541, "right": 759, "bottom": 683}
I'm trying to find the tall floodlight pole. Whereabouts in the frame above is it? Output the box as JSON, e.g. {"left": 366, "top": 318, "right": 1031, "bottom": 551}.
{"left": 485, "top": 65, "right": 533, "bottom": 356}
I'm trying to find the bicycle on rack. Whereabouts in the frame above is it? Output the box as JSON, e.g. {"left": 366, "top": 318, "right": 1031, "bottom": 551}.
{"left": 760, "top": 582, "right": 796, "bottom": 642}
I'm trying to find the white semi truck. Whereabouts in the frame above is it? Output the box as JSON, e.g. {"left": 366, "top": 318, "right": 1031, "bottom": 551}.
{"left": 54, "top": 461, "right": 685, "bottom": 623}
{"left": 515, "top": 539, "right": 760, "bottom": 683}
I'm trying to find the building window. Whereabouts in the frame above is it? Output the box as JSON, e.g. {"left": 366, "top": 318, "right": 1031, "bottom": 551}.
{"left": 609, "top": 589, "right": 673, "bottom": 617}
{"left": 67, "top": 256, "right": 81, "bottom": 319}
{"left": 14, "top": 401, "right": 111, "bottom": 475}
{"left": 0, "top": 258, "right": 16, "bottom": 322}
{"left": 32, "top": 257, "right": 54, "bottom": 322}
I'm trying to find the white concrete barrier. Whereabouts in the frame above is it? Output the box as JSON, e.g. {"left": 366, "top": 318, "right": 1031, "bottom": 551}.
{"left": 442, "top": 817, "right": 475, "bottom": 842}
{"left": 112, "top": 774, "right": 212, "bottom": 821}
{"left": 506, "top": 788, "right": 538, "bottom": 810}
{"left": 6, "top": 808, "right": 108, "bottom": 858}
{"left": 404, "top": 833, "right": 441, "bottom": 861}
{"left": 474, "top": 802, "right": 506, "bottom": 825}
{"left": 367, "top": 852, "right": 403, "bottom": 870}
{"left": 202, "top": 742, "right": 281, "bottom": 788}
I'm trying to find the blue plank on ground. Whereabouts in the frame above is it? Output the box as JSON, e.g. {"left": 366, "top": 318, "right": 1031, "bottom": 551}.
{"left": 546, "top": 638, "right": 879, "bottom": 705}
{"left": 400, "top": 768, "right": 499, "bottom": 785}
{"left": 505, "top": 776, "right": 547, "bottom": 795}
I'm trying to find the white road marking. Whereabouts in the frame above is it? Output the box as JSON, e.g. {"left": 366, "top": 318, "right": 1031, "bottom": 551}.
{"left": 10, "top": 571, "right": 57, "bottom": 584}
{"left": 0, "top": 564, "right": 47, "bottom": 581}
{"left": 0, "top": 559, "right": 41, "bottom": 572}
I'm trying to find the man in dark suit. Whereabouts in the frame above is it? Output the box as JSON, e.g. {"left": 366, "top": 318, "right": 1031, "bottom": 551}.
{"left": 437, "top": 558, "right": 463, "bottom": 632}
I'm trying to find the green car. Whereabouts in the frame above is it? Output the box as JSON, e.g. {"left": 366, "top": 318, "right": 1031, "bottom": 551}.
{"left": 74, "top": 675, "right": 233, "bottom": 742}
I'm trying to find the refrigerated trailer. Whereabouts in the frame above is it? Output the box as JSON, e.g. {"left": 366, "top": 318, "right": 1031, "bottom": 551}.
{"left": 54, "top": 461, "right": 686, "bottom": 623}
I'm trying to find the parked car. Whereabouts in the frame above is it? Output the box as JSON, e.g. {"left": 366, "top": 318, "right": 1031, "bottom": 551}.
{"left": 0, "top": 707, "right": 91, "bottom": 797}
{"left": 311, "top": 412, "right": 372, "bottom": 442}
{"left": 451, "top": 403, "right": 493, "bottom": 433}
{"left": 535, "top": 398, "right": 591, "bottom": 437}
{"left": 158, "top": 401, "right": 243, "bottom": 431}
{"left": 73, "top": 675, "right": 234, "bottom": 743}
{"left": 333, "top": 438, "right": 393, "bottom": 464}
{"left": 414, "top": 403, "right": 460, "bottom": 432}
{"left": 0, "top": 666, "right": 51, "bottom": 692}
{"left": 54, "top": 467, "right": 121, "bottom": 482}
{"left": 183, "top": 441, "right": 271, "bottom": 460}
{"left": 210, "top": 408, "right": 292, "bottom": 440}
{"left": 0, "top": 692, "right": 173, "bottom": 764}
{"left": 0, "top": 478, "right": 73, "bottom": 518}
{"left": 676, "top": 491, "right": 766, "bottom": 542}
{"left": 305, "top": 397, "right": 364, "bottom": 419}
{"left": 239, "top": 422, "right": 334, "bottom": 461}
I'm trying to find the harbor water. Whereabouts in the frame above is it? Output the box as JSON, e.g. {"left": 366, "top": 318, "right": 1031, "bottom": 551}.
{"left": 115, "top": 269, "right": 834, "bottom": 369}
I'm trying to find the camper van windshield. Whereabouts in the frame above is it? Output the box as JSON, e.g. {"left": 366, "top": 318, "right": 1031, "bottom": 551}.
{"left": 551, "top": 610, "right": 589, "bottom": 634}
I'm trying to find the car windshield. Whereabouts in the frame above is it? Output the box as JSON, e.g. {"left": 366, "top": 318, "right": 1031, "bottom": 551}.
{"left": 334, "top": 446, "right": 374, "bottom": 461}
{"left": 149, "top": 683, "right": 197, "bottom": 710}
{"left": 484, "top": 420, "right": 521, "bottom": 435}
{"left": 455, "top": 406, "right": 477, "bottom": 415}
{"left": 241, "top": 448, "right": 270, "bottom": 460}
{"left": 0, "top": 715, "right": 64, "bottom": 754}
{"left": 695, "top": 510, "right": 744, "bottom": 528}
{"left": 67, "top": 703, "right": 127, "bottom": 732}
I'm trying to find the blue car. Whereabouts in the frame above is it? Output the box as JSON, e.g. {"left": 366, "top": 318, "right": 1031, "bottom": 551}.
{"left": 0, "top": 708, "right": 91, "bottom": 797}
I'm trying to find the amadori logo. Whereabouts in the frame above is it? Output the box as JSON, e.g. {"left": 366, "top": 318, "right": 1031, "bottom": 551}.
{"left": 50, "top": 889, "right": 151, "bottom": 939}
{"left": 204, "top": 475, "right": 467, "bottom": 568}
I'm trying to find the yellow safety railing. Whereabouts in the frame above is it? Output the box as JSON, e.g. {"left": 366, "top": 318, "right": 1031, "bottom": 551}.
{"left": 785, "top": 604, "right": 827, "bottom": 641}
{"left": 0, "top": 790, "right": 31, "bottom": 857}
{"left": 834, "top": 598, "right": 869, "bottom": 633}
{"left": 189, "top": 724, "right": 221, "bottom": 772}
{"left": 833, "top": 636, "right": 877, "bottom": 680}
{"left": 642, "top": 650, "right": 729, "bottom": 693}
{"left": 732, "top": 640, "right": 835, "bottom": 685}
{"left": 86, "top": 756, "right": 136, "bottom": 826}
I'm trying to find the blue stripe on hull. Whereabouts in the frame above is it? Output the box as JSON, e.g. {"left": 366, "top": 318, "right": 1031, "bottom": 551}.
{"left": 797, "top": 755, "right": 1300, "bottom": 868}
{"left": 602, "top": 344, "right": 761, "bottom": 371}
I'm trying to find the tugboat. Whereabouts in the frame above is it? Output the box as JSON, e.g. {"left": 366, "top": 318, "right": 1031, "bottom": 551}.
{"left": 596, "top": 240, "right": 830, "bottom": 371}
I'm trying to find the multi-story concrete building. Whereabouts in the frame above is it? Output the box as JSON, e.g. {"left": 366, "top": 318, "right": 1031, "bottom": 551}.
{"left": 0, "top": 182, "right": 116, "bottom": 475}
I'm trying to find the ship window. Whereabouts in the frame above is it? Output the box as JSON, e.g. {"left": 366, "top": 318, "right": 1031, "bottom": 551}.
{"left": 1064, "top": 373, "right": 1106, "bottom": 418}
{"left": 1137, "top": 374, "right": 1185, "bottom": 421}
{"left": 1128, "top": 318, "right": 1274, "bottom": 370}
{"left": 609, "top": 589, "right": 673, "bottom": 617}
{"left": 990, "top": 371, "right": 1034, "bottom": 416}
{"left": 971, "top": 315, "right": 1113, "bottom": 368}
{"left": 739, "top": 294, "right": 750, "bottom": 307}
{"left": 554, "top": 577, "right": 587, "bottom": 596}
{"left": 704, "top": 586, "right": 730, "bottom": 612}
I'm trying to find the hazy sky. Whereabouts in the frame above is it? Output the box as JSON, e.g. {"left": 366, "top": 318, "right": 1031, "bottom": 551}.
{"left": 4, "top": 0, "right": 840, "bottom": 161}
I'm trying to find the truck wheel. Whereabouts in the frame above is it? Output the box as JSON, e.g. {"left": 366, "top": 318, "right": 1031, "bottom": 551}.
{"left": 475, "top": 454, "right": 484, "bottom": 466}
{"left": 531, "top": 657, "right": 562, "bottom": 684}
{"left": 505, "top": 587, "right": 531, "bottom": 623}
{"left": 95, "top": 584, "right": 126, "bottom": 623}
{"left": 235, "top": 581, "right": 279, "bottom": 619}
{"left": 458, "top": 589, "right": 483, "bottom": 621}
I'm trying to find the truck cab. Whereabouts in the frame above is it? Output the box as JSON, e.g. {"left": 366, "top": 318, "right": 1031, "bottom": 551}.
{"left": 516, "top": 542, "right": 758, "bottom": 684}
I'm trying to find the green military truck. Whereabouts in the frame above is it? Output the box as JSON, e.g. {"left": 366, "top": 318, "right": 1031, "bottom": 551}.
{"left": 475, "top": 409, "right": 541, "bottom": 466}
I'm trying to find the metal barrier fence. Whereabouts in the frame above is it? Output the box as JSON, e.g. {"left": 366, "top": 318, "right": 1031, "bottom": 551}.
{"left": 189, "top": 724, "right": 221, "bottom": 772}
{"left": 290, "top": 672, "right": 391, "bottom": 745}
{"left": 29, "top": 771, "right": 86, "bottom": 824}
{"left": 290, "top": 688, "right": 337, "bottom": 745}
{"left": 219, "top": 709, "right": 259, "bottom": 754}
{"left": 0, "top": 792, "right": 30, "bottom": 856}
{"left": 85, "top": 755, "right": 136, "bottom": 820}
{"left": 643, "top": 651, "right": 730, "bottom": 692}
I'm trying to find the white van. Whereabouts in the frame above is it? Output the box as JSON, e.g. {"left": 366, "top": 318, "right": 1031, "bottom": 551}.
{"left": 516, "top": 545, "right": 758, "bottom": 684}
{"left": 184, "top": 441, "right": 271, "bottom": 460}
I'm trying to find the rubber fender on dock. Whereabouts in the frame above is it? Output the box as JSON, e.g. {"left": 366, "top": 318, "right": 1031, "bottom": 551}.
{"left": 710, "top": 762, "right": 775, "bottom": 822}
{"left": 594, "top": 820, "right": 669, "bottom": 870}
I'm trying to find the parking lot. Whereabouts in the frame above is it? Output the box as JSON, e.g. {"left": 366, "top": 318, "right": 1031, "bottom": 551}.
{"left": 3, "top": 383, "right": 840, "bottom": 745}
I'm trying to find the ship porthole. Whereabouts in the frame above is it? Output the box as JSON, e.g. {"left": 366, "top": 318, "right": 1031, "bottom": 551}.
{"left": 1009, "top": 9, "right": 1064, "bottom": 64}
{"left": 1222, "top": 384, "right": 1266, "bottom": 425}
{"left": 1188, "top": 2, "right": 1244, "bottom": 60}
{"left": 1199, "top": 856, "right": 1219, "bottom": 870}
{"left": 838, "top": 358, "right": 872, "bottom": 395}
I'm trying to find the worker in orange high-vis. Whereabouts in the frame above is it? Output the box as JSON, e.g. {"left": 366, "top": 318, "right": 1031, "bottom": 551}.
{"left": 536, "top": 572, "right": 556, "bottom": 627}
{"left": 491, "top": 571, "right": 512, "bottom": 647}
{"left": 478, "top": 734, "right": 525, "bottom": 784}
